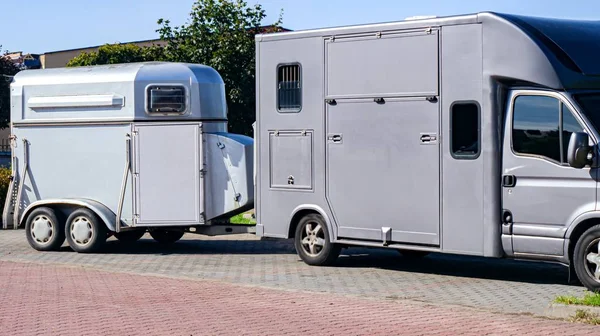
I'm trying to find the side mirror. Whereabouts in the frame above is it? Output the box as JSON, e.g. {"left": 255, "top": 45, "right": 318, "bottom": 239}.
{"left": 567, "top": 132, "right": 592, "bottom": 169}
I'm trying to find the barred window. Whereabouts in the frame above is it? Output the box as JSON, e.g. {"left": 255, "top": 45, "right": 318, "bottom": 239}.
{"left": 277, "top": 64, "right": 302, "bottom": 112}
{"left": 146, "top": 85, "right": 186, "bottom": 114}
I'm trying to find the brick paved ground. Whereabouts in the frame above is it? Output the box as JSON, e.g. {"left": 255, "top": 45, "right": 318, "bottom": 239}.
{"left": 0, "top": 260, "right": 598, "bottom": 336}
{"left": 0, "top": 231, "right": 589, "bottom": 318}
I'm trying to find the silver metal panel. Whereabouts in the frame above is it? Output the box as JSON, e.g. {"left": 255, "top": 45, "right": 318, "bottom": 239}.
{"left": 133, "top": 122, "right": 203, "bottom": 226}
{"left": 255, "top": 36, "right": 332, "bottom": 239}
{"left": 11, "top": 124, "right": 134, "bottom": 227}
{"left": 512, "top": 223, "right": 567, "bottom": 238}
{"left": 269, "top": 130, "right": 313, "bottom": 190}
{"left": 512, "top": 236, "right": 565, "bottom": 256}
{"left": 326, "top": 30, "right": 439, "bottom": 98}
{"left": 326, "top": 98, "right": 440, "bottom": 245}
{"left": 204, "top": 133, "right": 254, "bottom": 220}
{"left": 440, "top": 24, "right": 484, "bottom": 255}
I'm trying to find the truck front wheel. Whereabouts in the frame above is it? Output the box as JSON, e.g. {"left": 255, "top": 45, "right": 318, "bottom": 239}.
{"left": 573, "top": 224, "right": 600, "bottom": 292}
{"left": 294, "top": 214, "right": 341, "bottom": 266}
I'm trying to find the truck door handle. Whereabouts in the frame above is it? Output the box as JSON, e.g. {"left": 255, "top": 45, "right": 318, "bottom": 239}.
{"left": 503, "top": 175, "right": 517, "bottom": 188}
{"left": 420, "top": 133, "right": 437, "bottom": 144}
{"left": 327, "top": 134, "right": 343, "bottom": 143}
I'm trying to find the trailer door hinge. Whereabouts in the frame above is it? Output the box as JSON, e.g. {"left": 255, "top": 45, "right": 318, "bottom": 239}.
{"left": 426, "top": 27, "right": 432, "bottom": 34}
{"left": 376, "top": 31, "right": 382, "bottom": 39}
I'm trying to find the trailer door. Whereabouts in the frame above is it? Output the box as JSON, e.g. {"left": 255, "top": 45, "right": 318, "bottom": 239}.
{"left": 133, "top": 122, "right": 204, "bottom": 226}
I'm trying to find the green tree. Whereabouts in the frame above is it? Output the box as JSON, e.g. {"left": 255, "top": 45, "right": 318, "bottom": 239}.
{"left": 0, "top": 47, "right": 19, "bottom": 129}
{"left": 67, "top": 43, "right": 166, "bottom": 67}
{"left": 156, "top": 0, "right": 283, "bottom": 135}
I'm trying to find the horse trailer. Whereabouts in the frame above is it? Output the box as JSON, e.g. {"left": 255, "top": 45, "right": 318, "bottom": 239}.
{"left": 254, "top": 12, "right": 600, "bottom": 291}
{"left": 4, "top": 62, "right": 254, "bottom": 252}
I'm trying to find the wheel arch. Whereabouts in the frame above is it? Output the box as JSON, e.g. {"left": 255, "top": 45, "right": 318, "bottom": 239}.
{"left": 288, "top": 205, "right": 336, "bottom": 241}
{"left": 565, "top": 211, "right": 600, "bottom": 263}
{"left": 20, "top": 199, "right": 117, "bottom": 232}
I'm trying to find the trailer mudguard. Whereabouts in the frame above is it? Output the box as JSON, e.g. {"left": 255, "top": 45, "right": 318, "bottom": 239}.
{"left": 20, "top": 198, "right": 118, "bottom": 232}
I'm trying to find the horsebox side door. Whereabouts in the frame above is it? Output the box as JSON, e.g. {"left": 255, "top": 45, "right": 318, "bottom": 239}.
{"left": 132, "top": 122, "right": 204, "bottom": 226}
{"left": 324, "top": 29, "right": 441, "bottom": 246}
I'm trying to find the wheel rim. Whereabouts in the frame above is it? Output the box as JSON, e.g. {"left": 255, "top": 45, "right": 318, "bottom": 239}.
{"left": 30, "top": 215, "right": 54, "bottom": 245}
{"left": 300, "top": 221, "right": 326, "bottom": 257}
{"left": 70, "top": 216, "right": 94, "bottom": 247}
{"left": 584, "top": 238, "right": 600, "bottom": 283}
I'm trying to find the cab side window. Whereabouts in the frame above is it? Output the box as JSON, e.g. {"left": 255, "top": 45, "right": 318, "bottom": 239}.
{"left": 512, "top": 95, "right": 584, "bottom": 164}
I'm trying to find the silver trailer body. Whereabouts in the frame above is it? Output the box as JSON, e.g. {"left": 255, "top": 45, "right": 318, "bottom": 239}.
{"left": 254, "top": 12, "right": 600, "bottom": 289}
{"left": 4, "top": 62, "right": 253, "bottom": 236}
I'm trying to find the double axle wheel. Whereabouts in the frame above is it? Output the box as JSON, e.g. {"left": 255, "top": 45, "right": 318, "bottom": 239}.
{"left": 25, "top": 207, "right": 184, "bottom": 253}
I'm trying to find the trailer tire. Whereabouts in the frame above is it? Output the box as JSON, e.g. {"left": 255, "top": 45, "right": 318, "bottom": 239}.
{"left": 573, "top": 224, "right": 600, "bottom": 292}
{"left": 25, "top": 207, "right": 65, "bottom": 251}
{"left": 65, "top": 208, "right": 107, "bottom": 253}
{"left": 149, "top": 229, "right": 184, "bottom": 244}
{"left": 294, "top": 213, "right": 341, "bottom": 266}
{"left": 114, "top": 229, "right": 146, "bottom": 243}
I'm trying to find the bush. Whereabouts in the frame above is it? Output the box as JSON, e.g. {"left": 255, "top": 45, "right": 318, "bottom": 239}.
{"left": 0, "top": 166, "right": 11, "bottom": 211}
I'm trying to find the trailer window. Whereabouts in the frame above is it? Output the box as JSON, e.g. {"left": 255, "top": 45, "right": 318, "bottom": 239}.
{"left": 146, "top": 85, "right": 186, "bottom": 114}
{"left": 277, "top": 64, "right": 301, "bottom": 112}
{"left": 512, "top": 95, "right": 584, "bottom": 164}
{"left": 451, "top": 102, "right": 480, "bottom": 159}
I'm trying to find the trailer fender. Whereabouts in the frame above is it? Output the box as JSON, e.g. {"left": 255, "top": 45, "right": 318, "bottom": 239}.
{"left": 20, "top": 198, "right": 118, "bottom": 232}
{"left": 289, "top": 205, "right": 337, "bottom": 241}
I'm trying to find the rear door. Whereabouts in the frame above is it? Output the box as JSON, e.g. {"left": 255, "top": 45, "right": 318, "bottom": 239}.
{"left": 325, "top": 29, "right": 441, "bottom": 245}
{"left": 133, "top": 122, "right": 204, "bottom": 226}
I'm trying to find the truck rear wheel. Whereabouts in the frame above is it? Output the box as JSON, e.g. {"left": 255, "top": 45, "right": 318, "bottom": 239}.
{"left": 573, "top": 224, "right": 600, "bottom": 292}
{"left": 149, "top": 229, "right": 184, "bottom": 244}
{"left": 294, "top": 214, "right": 341, "bottom": 266}
{"left": 25, "top": 207, "right": 65, "bottom": 251}
{"left": 65, "top": 208, "right": 107, "bottom": 253}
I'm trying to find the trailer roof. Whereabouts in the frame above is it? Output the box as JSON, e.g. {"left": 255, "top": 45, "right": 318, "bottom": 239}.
{"left": 12, "top": 62, "right": 223, "bottom": 86}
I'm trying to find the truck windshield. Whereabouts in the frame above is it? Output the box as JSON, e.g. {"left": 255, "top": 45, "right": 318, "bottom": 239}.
{"left": 573, "top": 93, "right": 600, "bottom": 134}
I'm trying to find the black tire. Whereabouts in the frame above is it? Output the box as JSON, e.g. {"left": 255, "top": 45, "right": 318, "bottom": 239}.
{"left": 65, "top": 208, "right": 108, "bottom": 253}
{"left": 149, "top": 229, "right": 184, "bottom": 244}
{"left": 294, "top": 213, "right": 341, "bottom": 266}
{"left": 114, "top": 229, "right": 146, "bottom": 243}
{"left": 573, "top": 225, "right": 600, "bottom": 292}
{"left": 25, "top": 207, "right": 65, "bottom": 251}
{"left": 398, "top": 249, "right": 430, "bottom": 259}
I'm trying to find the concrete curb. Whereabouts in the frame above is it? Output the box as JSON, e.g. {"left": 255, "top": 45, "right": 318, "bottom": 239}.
{"left": 544, "top": 303, "right": 600, "bottom": 319}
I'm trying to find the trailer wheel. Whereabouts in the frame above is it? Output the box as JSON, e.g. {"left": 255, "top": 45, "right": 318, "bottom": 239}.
{"left": 65, "top": 208, "right": 107, "bottom": 253}
{"left": 149, "top": 229, "right": 184, "bottom": 244}
{"left": 573, "top": 225, "right": 600, "bottom": 292}
{"left": 25, "top": 207, "right": 65, "bottom": 251}
{"left": 294, "top": 214, "right": 341, "bottom": 266}
{"left": 114, "top": 229, "right": 146, "bottom": 243}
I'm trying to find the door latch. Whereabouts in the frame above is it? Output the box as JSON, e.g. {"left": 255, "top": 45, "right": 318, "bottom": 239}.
{"left": 327, "top": 134, "right": 343, "bottom": 143}
{"left": 420, "top": 133, "right": 437, "bottom": 144}
{"left": 503, "top": 175, "right": 517, "bottom": 188}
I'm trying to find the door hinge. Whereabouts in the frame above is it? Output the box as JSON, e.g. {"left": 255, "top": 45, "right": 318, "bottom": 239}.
{"left": 325, "top": 98, "right": 337, "bottom": 105}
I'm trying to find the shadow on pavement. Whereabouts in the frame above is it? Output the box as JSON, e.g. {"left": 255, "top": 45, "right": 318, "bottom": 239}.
{"left": 56, "top": 236, "right": 575, "bottom": 287}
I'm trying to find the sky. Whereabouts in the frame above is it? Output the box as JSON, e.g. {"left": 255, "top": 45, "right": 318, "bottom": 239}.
{"left": 2, "top": 0, "right": 600, "bottom": 54}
